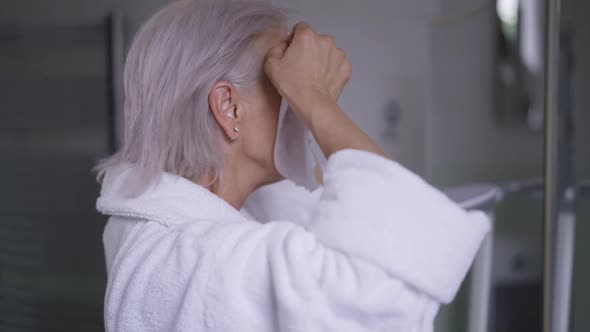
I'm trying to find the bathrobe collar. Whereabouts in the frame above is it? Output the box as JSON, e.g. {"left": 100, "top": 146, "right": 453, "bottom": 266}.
{"left": 96, "top": 164, "right": 247, "bottom": 226}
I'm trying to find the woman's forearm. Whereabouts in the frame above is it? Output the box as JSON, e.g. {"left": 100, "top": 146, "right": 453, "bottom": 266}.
{"left": 294, "top": 97, "right": 389, "bottom": 159}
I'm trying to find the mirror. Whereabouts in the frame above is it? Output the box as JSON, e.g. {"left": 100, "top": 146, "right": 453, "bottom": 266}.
{"left": 495, "top": 0, "right": 545, "bottom": 130}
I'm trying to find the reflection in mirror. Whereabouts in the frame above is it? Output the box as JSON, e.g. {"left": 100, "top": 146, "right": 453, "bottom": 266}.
{"left": 495, "top": 0, "right": 545, "bottom": 129}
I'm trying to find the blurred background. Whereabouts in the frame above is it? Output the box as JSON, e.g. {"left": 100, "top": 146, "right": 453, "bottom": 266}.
{"left": 0, "top": 0, "right": 587, "bottom": 331}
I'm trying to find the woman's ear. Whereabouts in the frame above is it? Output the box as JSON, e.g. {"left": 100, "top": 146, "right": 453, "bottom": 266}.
{"left": 209, "top": 81, "right": 241, "bottom": 141}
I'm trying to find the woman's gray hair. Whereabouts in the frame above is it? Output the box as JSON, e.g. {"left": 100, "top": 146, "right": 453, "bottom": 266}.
{"left": 95, "top": 0, "right": 287, "bottom": 193}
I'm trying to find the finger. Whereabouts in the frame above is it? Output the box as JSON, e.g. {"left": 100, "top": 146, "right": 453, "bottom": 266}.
{"left": 292, "top": 22, "right": 311, "bottom": 35}
{"left": 265, "top": 45, "right": 285, "bottom": 63}
{"left": 290, "top": 21, "right": 315, "bottom": 45}
{"left": 341, "top": 58, "right": 352, "bottom": 81}
{"left": 275, "top": 41, "right": 289, "bottom": 54}
{"left": 321, "top": 34, "right": 335, "bottom": 44}
{"left": 334, "top": 47, "right": 346, "bottom": 60}
{"left": 264, "top": 46, "right": 284, "bottom": 77}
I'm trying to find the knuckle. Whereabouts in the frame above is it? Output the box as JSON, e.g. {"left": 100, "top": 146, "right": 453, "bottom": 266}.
{"left": 342, "top": 61, "right": 352, "bottom": 78}
{"left": 320, "top": 35, "right": 335, "bottom": 47}
{"left": 296, "top": 22, "right": 310, "bottom": 30}
{"left": 299, "top": 27, "right": 315, "bottom": 39}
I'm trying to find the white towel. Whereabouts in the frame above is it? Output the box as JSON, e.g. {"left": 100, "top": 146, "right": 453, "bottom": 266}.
{"left": 273, "top": 99, "right": 323, "bottom": 190}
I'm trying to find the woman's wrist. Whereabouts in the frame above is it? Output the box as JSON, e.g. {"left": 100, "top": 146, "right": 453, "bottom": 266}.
{"left": 307, "top": 101, "right": 389, "bottom": 159}
{"left": 287, "top": 93, "right": 389, "bottom": 159}
{"left": 287, "top": 93, "right": 339, "bottom": 128}
{"left": 306, "top": 100, "right": 342, "bottom": 138}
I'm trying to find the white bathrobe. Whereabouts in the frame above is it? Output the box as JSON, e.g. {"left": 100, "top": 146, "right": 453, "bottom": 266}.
{"left": 97, "top": 149, "right": 490, "bottom": 332}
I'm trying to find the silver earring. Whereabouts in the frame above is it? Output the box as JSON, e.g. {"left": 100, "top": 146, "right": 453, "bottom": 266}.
{"left": 233, "top": 127, "right": 240, "bottom": 133}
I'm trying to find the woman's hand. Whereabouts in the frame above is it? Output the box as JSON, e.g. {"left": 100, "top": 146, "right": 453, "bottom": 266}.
{"left": 264, "top": 23, "right": 351, "bottom": 123}
{"left": 265, "top": 22, "right": 387, "bottom": 160}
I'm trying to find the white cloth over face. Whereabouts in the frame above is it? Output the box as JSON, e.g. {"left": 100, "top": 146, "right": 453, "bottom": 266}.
{"left": 97, "top": 149, "right": 490, "bottom": 332}
{"left": 273, "top": 99, "right": 323, "bottom": 189}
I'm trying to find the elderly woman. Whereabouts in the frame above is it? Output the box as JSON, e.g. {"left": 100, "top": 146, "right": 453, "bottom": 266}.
{"left": 96, "top": 0, "right": 489, "bottom": 331}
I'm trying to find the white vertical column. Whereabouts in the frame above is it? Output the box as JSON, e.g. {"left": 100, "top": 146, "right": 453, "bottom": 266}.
{"left": 552, "top": 200, "right": 576, "bottom": 332}
{"left": 467, "top": 211, "right": 494, "bottom": 332}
